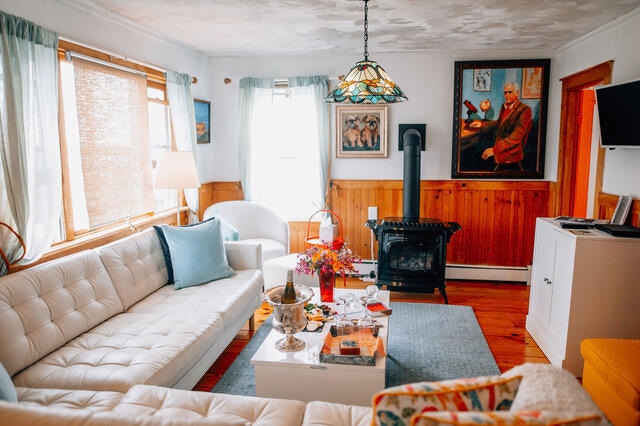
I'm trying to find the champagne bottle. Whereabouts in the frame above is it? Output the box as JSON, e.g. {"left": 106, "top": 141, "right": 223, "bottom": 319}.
{"left": 281, "top": 269, "right": 297, "bottom": 304}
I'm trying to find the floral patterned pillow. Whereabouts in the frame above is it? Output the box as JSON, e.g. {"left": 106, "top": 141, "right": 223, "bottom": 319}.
{"left": 372, "top": 375, "right": 523, "bottom": 426}
{"left": 409, "top": 410, "right": 602, "bottom": 426}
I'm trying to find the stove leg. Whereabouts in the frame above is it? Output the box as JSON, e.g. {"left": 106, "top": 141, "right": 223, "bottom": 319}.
{"left": 439, "top": 285, "right": 449, "bottom": 304}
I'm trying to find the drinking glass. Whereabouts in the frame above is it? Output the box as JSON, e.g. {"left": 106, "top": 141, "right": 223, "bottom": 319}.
{"left": 357, "top": 287, "right": 378, "bottom": 333}
{"left": 335, "top": 292, "right": 357, "bottom": 335}
{"left": 365, "top": 284, "right": 379, "bottom": 303}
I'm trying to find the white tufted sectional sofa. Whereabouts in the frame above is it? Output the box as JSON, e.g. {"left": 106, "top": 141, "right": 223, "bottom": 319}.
{"left": 0, "top": 228, "right": 265, "bottom": 393}
{"left": 0, "top": 229, "right": 609, "bottom": 425}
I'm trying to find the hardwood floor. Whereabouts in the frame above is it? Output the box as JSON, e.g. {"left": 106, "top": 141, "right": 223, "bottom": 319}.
{"left": 192, "top": 279, "right": 549, "bottom": 392}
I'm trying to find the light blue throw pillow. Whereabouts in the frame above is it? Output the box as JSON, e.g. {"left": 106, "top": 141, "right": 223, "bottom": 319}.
{"left": 207, "top": 209, "right": 240, "bottom": 241}
{"left": 221, "top": 219, "right": 240, "bottom": 241}
{"left": 156, "top": 217, "right": 235, "bottom": 289}
{"left": 0, "top": 362, "right": 17, "bottom": 403}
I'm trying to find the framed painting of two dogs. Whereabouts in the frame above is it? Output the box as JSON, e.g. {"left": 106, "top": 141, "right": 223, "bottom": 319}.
{"left": 336, "top": 105, "right": 388, "bottom": 158}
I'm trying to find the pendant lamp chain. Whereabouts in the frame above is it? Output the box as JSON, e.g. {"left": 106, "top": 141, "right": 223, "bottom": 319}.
{"left": 323, "top": 0, "right": 408, "bottom": 103}
{"left": 363, "top": 0, "right": 369, "bottom": 61}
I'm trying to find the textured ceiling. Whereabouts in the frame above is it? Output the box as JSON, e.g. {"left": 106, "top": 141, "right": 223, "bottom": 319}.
{"left": 65, "top": 0, "right": 640, "bottom": 56}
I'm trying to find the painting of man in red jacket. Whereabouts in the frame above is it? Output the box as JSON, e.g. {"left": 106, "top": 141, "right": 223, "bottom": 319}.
{"left": 470, "top": 81, "right": 532, "bottom": 168}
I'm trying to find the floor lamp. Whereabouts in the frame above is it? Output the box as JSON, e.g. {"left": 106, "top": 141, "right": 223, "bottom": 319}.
{"left": 154, "top": 151, "right": 201, "bottom": 226}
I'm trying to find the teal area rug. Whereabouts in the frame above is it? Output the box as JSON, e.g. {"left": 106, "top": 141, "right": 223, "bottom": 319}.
{"left": 211, "top": 302, "right": 499, "bottom": 396}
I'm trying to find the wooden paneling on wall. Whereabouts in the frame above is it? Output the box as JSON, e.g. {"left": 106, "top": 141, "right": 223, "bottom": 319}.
{"left": 199, "top": 180, "right": 554, "bottom": 268}
{"left": 197, "top": 182, "right": 243, "bottom": 220}
{"left": 328, "top": 180, "right": 553, "bottom": 267}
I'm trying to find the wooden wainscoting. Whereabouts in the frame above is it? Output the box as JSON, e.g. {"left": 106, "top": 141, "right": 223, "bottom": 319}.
{"left": 595, "top": 192, "right": 640, "bottom": 226}
{"left": 328, "top": 180, "right": 553, "bottom": 268}
{"left": 197, "top": 182, "right": 243, "bottom": 220}
{"left": 199, "top": 180, "right": 554, "bottom": 268}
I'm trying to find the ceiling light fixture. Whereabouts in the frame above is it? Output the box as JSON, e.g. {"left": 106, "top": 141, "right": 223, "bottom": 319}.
{"left": 325, "top": 0, "right": 407, "bottom": 104}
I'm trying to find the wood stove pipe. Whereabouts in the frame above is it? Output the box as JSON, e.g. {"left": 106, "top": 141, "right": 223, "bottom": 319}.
{"left": 402, "top": 129, "right": 422, "bottom": 222}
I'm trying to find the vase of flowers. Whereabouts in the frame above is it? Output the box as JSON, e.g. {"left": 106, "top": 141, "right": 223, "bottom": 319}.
{"left": 295, "top": 240, "right": 361, "bottom": 303}
{"left": 317, "top": 268, "right": 336, "bottom": 302}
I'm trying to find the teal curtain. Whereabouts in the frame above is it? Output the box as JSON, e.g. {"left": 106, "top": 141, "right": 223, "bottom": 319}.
{"left": 166, "top": 71, "right": 199, "bottom": 221}
{"left": 238, "top": 77, "right": 274, "bottom": 201}
{"left": 0, "top": 12, "right": 60, "bottom": 275}
{"left": 238, "top": 76, "right": 329, "bottom": 215}
{"left": 289, "top": 76, "right": 330, "bottom": 207}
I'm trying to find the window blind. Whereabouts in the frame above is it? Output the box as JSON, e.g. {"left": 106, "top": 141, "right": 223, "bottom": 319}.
{"left": 70, "top": 57, "right": 154, "bottom": 228}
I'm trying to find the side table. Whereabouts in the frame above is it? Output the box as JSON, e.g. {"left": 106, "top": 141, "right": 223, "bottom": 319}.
{"left": 251, "top": 288, "right": 390, "bottom": 405}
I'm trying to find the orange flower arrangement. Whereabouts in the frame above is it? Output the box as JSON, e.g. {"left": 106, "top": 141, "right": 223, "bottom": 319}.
{"left": 295, "top": 240, "right": 361, "bottom": 276}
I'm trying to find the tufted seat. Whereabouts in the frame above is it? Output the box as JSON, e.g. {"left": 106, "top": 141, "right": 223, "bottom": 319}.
{"left": 3, "top": 385, "right": 307, "bottom": 426}
{"left": 0, "top": 363, "right": 608, "bottom": 426}
{"left": 11, "top": 312, "right": 224, "bottom": 392}
{"left": 0, "top": 250, "right": 126, "bottom": 380}
{"left": 0, "top": 228, "right": 264, "bottom": 393}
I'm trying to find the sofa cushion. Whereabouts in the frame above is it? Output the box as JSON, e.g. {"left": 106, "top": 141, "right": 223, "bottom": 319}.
{"left": 0, "top": 250, "right": 124, "bottom": 376}
{"left": 126, "top": 269, "right": 263, "bottom": 327}
{"left": 0, "top": 362, "right": 16, "bottom": 402}
{"left": 154, "top": 217, "right": 235, "bottom": 289}
{"left": 17, "top": 386, "right": 124, "bottom": 411}
{"left": 9, "top": 385, "right": 307, "bottom": 426}
{"left": 119, "top": 385, "right": 307, "bottom": 425}
{"left": 205, "top": 209, "right": 240, "bottom": 241}
{"left": 98, "top": 229, "right": 168, "bottom": 310}
{"left": 410, "top": 411, "right": 602, "bottom": 426}
{"left": 371, "top": 375, "right": 522, "bottom": 426}
{"left": 11, "top": 312, "right": 224, "bottom": 392}
{"left": 580, "top": 338, "right": 640, "bottom": 409}
{"left": 302, "top": 400, "right": 372, "bottom": 426}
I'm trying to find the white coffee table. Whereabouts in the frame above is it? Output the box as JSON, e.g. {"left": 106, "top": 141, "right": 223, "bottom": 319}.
{"left": 251, "top": 287, "right": 390, "bottom": 405}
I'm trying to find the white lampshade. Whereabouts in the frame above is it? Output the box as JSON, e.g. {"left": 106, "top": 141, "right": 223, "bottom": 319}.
{"left": 155, "top": 151, "right": 201, "bottom": 189}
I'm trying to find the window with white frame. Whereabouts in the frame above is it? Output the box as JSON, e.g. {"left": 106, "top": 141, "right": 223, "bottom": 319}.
{"left": 242, "top": 79, "right": 328, "bottom": 221}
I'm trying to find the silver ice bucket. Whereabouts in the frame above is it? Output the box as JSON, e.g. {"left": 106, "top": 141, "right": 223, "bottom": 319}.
{"left": 264, "top": 284, "right": 314, "bottom": 352}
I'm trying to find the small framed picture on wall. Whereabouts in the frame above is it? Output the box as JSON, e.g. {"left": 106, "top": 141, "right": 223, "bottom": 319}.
{"left": 194, "top": 99, "right": 211, "bottom": 144}
{"left": 335, "top": 105, "right": 388, "bottom": 158}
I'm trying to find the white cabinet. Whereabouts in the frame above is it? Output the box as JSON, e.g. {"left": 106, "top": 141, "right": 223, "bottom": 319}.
{"left": 526, "top": 218, "right": 640, "bottom": 376}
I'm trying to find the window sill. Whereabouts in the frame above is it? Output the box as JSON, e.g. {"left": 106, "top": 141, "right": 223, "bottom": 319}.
{"left": 9, "top": 209, "right": 185, "bottom": 273}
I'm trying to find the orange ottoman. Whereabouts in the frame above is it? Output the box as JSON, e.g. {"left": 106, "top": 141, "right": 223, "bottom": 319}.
{"left": 581, "top": 338, "right": 640, "bottom": 426}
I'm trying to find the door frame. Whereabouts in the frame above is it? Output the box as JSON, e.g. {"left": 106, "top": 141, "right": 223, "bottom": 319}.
{"left": 555, "top": 61, "right": 613, "bottom": 216}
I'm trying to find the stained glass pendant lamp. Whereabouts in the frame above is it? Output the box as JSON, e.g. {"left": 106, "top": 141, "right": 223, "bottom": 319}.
{"left": 325, "top": 0, "right": 408, "bottom": 104}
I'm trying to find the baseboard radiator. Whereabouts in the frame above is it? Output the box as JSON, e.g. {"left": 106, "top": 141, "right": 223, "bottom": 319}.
{"left": 356, "top": 261, "right": 531, "bottom": 285}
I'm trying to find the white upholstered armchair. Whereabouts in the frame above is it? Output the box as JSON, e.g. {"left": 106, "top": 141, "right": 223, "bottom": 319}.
{"left": 202, "top": 200, "right": 290, "bottom": 264}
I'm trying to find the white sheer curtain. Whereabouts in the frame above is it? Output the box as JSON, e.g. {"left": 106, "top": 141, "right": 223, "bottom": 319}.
{"left": 238, "top": 77, "right": 273, "bottom": 201}
{"left": 238, "top": 76, "right": 329, "bottom": 221}
{"left": 0, "top": 12, "right": 61, "bottom": 275}
{"left": 165, "top": 71, "right": 199, "bottom": 221}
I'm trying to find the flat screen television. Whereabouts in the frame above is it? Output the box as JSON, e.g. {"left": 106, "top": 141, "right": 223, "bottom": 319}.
{"left": 595, "top": 78, "right": 640, "bottom": 149}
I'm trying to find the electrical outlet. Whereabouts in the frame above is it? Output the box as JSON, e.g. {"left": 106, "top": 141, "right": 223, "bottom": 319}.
{"left": 368, "top": 206, "right": 378, "bottom": 220}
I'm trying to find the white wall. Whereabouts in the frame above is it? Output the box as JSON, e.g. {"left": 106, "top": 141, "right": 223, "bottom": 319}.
{"left": 555, "top": 9, "right": 640, "bottom": 198}
{"left": 206, "top": 49, "right": 550, "bottom": 183}
{"left": 205, "top": 8, "right": 640, "bottom": 201}
{"left": 3, "top": 1, "right": 638, "bottom": 199}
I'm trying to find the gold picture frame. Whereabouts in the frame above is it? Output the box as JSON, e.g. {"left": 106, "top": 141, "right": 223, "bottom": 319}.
{"left": 336, "top": 105, "right": 388, "bottom": 158}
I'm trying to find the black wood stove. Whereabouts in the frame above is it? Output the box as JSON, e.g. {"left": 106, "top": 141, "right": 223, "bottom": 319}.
{"left": 374, "top": 129, "right": 460, "bottom": 303}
